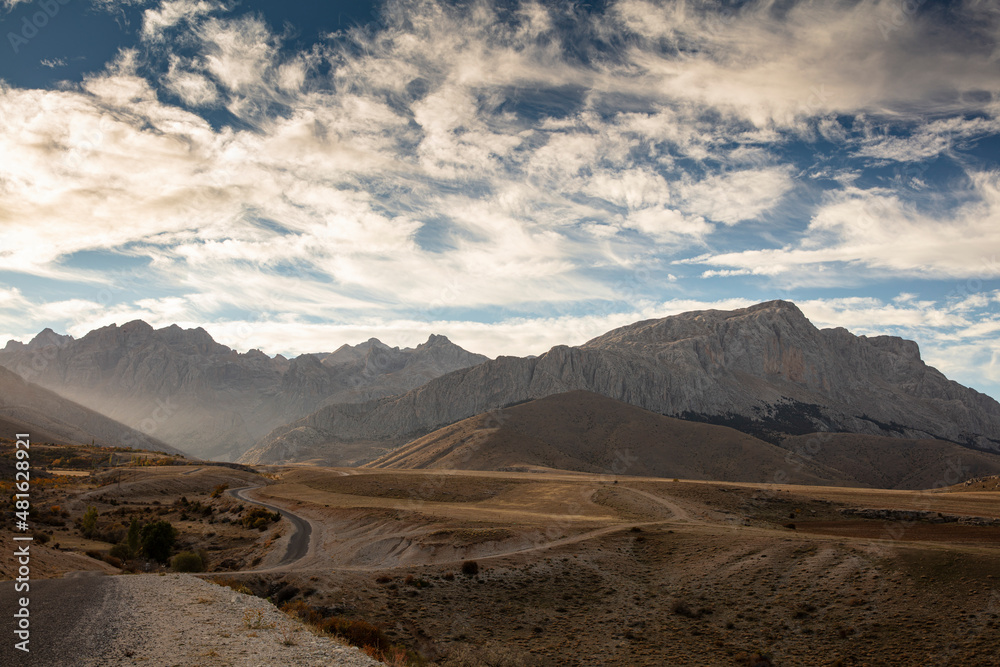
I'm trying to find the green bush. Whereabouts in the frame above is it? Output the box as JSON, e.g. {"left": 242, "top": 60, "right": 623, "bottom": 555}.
{"left": 170, "top": 551, "right": 205, "bottom": 572}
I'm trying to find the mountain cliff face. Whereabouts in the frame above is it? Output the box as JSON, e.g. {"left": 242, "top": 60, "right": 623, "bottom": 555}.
{"left": 0, "top": 324, "right": 487, "bottom": 460}
{"left": 0, "top": 365, "right": 180, "bottom": 454}
{"left": 240, "top": 301, "right": 1000, "bottom": 465}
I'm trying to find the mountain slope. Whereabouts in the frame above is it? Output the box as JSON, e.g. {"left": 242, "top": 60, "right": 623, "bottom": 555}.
{"left": 241, "top": 301, "right": 1000, "bottom": 465}
{"left": 777, "top": 432, "right": 1000, "bottom": 490}
{"left": 365, "top": 391, "right": 1000, "bottom": 488}
{"left": 366, "top": 391, "right": 847, "bottom": 484}
{"left": 0, "top": 366, "right": 179, "bottom": 453}
{"left": 0, "top": 324, "right": 487, "bottom": 460}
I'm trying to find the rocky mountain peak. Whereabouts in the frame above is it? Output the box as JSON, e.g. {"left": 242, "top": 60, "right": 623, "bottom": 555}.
{"left": 27, "top": 327, "right": 73, "bottom": 350}
{"left": 418, "top": 334, "right": 453, "bottom": 348}
{"left": 157, "top": 324, "right": 230, "bottom": 355}
{"left": 120, "top": 320, "right": 155, "bottom": 336}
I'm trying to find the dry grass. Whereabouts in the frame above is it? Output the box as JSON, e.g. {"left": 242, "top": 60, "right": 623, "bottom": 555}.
{"left": 242, "top": 608, "right": 275, "bottom": 630}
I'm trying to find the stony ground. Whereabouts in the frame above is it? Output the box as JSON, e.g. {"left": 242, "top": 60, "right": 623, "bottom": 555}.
{"left": 101, "top": 573, "right": 384, "bottom": 666}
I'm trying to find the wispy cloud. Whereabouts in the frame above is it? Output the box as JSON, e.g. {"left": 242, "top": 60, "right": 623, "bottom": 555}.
{"left": 687, "top": 171, "right": 1000, "bottom": 281}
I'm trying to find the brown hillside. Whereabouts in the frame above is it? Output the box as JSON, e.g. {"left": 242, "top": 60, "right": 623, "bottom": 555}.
{"left": 366, "top": 390, "right": 844, "bottom": 485}
{"left": 781, "top": 432, "right": 1000, "bottom": 490}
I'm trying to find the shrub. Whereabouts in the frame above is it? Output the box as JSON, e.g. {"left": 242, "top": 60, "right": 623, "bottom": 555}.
{"left": 281, "top": 600, "right": 322, "bottom": 624}
{"left": 211, "top": 483, "right": 229, "bottom": 498}
{"left": 461, "top": 560, "right": 479, "bottom": 577}
{"left": 319, "top": 617, "right": 391, "bottom": 654}
{"left": 242, "top": 507, "right": 281, "bottom": 529}
{"left": 274, "top": 585, "right": 299, "bottom": 604}
{"left": 171, "top": 551, "right": 205, "bottom": 572}
{"left": 98, "top": 522, "right": 126, "bottom": 545}
{"left": 81, "top": 506, "right": 98, "bottom": 538}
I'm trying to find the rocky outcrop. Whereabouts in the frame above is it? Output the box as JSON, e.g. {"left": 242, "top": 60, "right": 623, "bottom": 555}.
{"left": 0, "top": 323, "right": 487, "bottom": 460}
{"left": 241, "top": 301, "right": 1000, "bottom": 464}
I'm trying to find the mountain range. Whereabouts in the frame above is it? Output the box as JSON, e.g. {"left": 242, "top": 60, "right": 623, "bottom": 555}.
{"left": 240, "top": 301, "right": 1000, "bottom": 467}
{"left": 0, "top": 322, "right": 486, "bottom": 460}
{"left": 4, "top": 300, "right": 1000, "bottom": 486}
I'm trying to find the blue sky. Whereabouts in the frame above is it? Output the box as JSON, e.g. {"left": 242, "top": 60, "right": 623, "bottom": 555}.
{"left": 1, "top": 0, "right": 999, "bottom": 399}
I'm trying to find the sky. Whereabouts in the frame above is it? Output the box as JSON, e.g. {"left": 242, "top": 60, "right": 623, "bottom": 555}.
{"left": 0, "top": 0, "right": 999, "bottom": 399}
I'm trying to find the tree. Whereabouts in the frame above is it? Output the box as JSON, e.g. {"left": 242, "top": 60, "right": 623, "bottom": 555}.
{"left": 140, "top": 520, "right": 178, "bottom": 563}
{"left": 81, "top": 506, "right": 98, "bottom": 538}
{"left": 126, "top": 517, "right": 142, "bottom": 558}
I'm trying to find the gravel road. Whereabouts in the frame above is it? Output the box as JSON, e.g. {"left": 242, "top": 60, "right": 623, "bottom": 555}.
{"left": 1, "top": 572, "right": 383, "bottom": 667}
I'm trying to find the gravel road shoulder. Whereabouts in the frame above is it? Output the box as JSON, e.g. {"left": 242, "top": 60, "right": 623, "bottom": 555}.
{"left": 33, "top": 573, "right": 385, "bottom": 667}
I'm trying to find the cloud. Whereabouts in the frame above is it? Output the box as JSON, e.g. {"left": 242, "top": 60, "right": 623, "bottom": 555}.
{"left": 675, "top": 167, "right": 794, "bottom": 225}
{"left": 1, "top": 0, "right": 1000, "bottom": 401}
{"left": 854, "top": 116, "right": 1000, "bottom": 163}
{"left": 688, "top": 171, "right": 1000, "bottom": 281}
{"left": 161, "top": 63, "right": 220, "bottom": 106}
{"left": 142, "top": 0, "right": 220, "bottom": 40}
{"left": 608, "top": 0, "right": 1000, "bottom": 127}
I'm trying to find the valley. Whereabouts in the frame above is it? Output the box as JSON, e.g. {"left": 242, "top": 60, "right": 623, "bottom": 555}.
{"left": 4, "top": 441, "right": 998, "bottom": 666}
